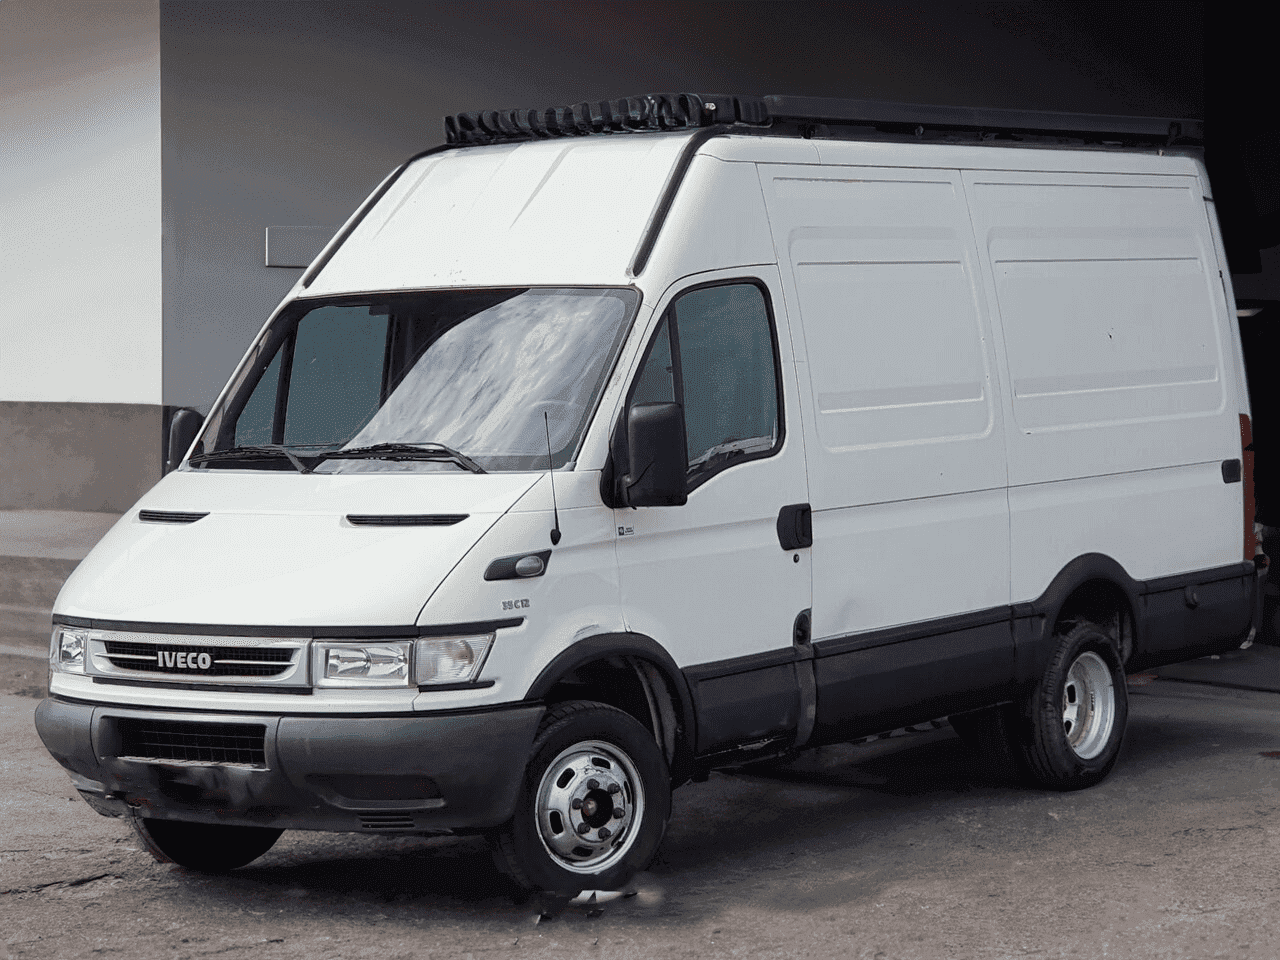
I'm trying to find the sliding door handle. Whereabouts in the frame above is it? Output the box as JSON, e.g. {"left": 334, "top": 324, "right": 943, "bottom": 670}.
{"left": 777, "top": 503, "right": 812, "bottom": 550}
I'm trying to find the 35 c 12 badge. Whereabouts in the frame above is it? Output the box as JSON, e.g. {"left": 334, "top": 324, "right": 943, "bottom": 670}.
{"left": 502, "top": 598, "right": 530, "bottom": 612}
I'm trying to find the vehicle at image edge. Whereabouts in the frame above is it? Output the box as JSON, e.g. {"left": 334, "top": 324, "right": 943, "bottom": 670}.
{"left": 35, "top": 93, "right": 1268, "bottom": 896}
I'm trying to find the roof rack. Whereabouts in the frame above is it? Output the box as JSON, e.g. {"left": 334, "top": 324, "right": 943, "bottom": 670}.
{"left": 442, "top": 92, "right": 1202, "bottom": 150}
{"left": 444, "top": 93, "right": 766, "bottom": 144}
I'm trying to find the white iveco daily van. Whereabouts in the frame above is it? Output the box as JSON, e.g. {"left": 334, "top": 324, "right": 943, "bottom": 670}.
{"left": 36, "top": 94, "right": 1266, "bottom": 895}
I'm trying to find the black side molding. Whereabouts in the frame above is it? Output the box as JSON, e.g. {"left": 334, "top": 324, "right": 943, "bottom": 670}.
{"left": 777, "top": 503, "right": 812, "bottom": 551}
{"left": 629, "top": 125, "right": 729, "bottom": 276}
{"left": 1222, "top": 459, "right": 1242, "bottom": 483}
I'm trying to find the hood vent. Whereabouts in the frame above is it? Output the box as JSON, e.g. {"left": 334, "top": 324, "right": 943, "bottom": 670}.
{"left": 139, "top": 510, "right": 209, "bottom": 524}
{"left": 347, "top": 514, "right": 468, "bottom": 527}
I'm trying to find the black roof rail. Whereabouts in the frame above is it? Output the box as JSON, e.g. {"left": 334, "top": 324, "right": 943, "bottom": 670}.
{"left": 443, "top": 91, "right": 1201, "bottom": 150}
{"left": 765, "top": 95, "right": 1202, "bottom": 148}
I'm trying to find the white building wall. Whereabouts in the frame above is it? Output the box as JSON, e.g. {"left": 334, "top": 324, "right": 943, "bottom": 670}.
{"left": 0, "top": 0, "right": 161, "bottom": 405}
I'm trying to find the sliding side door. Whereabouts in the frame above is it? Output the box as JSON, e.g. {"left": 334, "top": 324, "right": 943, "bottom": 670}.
{"left": 759, "top": 162, "right": 1013, "bottom": 740}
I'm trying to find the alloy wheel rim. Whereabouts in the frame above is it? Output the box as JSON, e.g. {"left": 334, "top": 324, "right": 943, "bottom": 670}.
{"left": 1061, "top": 650, "right": 1116, "bottom": 760}
{"left": 534, "top": 739, "right": 645, "bottom": 874}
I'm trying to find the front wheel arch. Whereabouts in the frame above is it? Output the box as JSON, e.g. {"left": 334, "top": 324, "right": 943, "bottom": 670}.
{"left": 525, "top": 632, "right": 696, "bottom": 782}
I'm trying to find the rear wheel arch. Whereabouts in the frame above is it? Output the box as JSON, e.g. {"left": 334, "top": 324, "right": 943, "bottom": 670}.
{"left": 1028, "top": 554, "right": 1141, "bottom": 667}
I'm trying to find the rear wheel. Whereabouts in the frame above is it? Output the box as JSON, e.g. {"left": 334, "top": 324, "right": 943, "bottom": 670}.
{"left": 131, "top": 816, "right": 282, "bottom": 872}
{"left": 491, "top": 701, "right": 670, "bottom": 896}
{"left": 1018, "top": 621, "right": 1128, "bottom": 790}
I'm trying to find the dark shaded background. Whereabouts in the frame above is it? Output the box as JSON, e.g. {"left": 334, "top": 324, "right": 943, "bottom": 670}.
{"left": 158, "top": 2, "right": 1275, "bottom": 468}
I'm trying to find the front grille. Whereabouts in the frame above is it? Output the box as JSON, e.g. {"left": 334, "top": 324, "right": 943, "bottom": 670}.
{"left": 117, "top": 718, "right": 267, "bottom": 767}
{"left": 104, "top": 640, "right": 294, "bottom": 677}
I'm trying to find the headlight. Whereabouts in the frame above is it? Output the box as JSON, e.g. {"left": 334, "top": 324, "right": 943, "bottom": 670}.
{"left": 51, "top": 627, "right": 88, "bottom": 674}
{"left": 313, "top": 641, "right": 412, "bottom": 688}
{"left": 414, "top": 634, "right": 493, "bottom": 685}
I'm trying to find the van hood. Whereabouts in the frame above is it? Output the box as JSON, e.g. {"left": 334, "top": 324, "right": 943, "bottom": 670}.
{"left": 55, "top": 469, "right": 540, "bottom": 628}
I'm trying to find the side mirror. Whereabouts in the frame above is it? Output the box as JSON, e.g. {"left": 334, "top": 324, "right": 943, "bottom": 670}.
{"left": 166, "top": 408, "right": 205, "bottom": 474}
{"left": 622, "top": 402, "right": 687, "bottom": 507}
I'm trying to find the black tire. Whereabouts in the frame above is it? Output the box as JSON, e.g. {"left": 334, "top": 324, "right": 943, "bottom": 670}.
{"left": 130, "top": 815, "right": 283, "bottom": 872}
{"left": 1017, "top": 621, "right": 1128, "bottom": 790}
{"left": 491, "top": 700, "right": 670, "bottom": 896}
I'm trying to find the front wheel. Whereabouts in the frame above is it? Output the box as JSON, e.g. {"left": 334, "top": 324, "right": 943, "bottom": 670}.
{"left": 1019, "top": 621, "right": 1128, "bottom": 790}
{"left": 491, "top": 701, "right": 670, "bottom": 895}
{"left": 131, "top": 815, "right": 283, "bottom": 872}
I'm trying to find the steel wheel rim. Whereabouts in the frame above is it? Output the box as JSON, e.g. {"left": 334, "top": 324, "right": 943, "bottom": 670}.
{"left": 534, "top": 739, "right": 645, "bottom": 875}
{"left": 1061, "top": 651, "right": 1115, "bottom": 760}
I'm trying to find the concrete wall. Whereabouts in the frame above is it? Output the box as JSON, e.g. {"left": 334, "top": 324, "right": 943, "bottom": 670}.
{"left": 0, "top": 403, "right": 162, "bottom": 512}
{"left": 0, "top": 0, "right": 161, "bottom": 509}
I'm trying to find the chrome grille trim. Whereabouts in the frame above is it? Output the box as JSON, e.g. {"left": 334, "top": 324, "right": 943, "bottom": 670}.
{"left": 83, "top": 629, "right": 308, "bottom": 686}
{"left": 88, "top": 630, "right": 302, "bottom": 648}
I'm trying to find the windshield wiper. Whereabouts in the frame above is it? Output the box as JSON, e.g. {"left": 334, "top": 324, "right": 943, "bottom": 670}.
{"left": 189, "top": 445, "right": 312, "bottom": 474}
{"left": 688, "top": 436, "right": 773, "bottom": 473}
{"left": 318, "top": 442, "right": 487, "bottom": 474}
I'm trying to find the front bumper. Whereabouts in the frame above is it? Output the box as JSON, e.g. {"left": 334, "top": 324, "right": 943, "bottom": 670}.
{"left": 34, "top": 697, "right": 544, "bottom": 832}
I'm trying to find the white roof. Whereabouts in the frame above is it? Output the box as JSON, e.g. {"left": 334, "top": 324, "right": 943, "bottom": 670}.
{"left": 304, "top": 132, "right": 695, "bottom": 296}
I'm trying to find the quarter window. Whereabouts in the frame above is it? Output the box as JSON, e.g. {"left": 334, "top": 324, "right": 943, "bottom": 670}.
{"left": 234, "top": 350, "right": 282, "bottom": 447}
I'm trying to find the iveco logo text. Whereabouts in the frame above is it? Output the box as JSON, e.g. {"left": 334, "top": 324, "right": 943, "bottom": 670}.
{"left": 159, "top": 651, "right": 213, "bottom": 670}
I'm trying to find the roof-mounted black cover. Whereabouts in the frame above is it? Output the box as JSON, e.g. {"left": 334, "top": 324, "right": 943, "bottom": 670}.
{"left": 444, "top": 93, "right": 769, "bottom": 145}
{"left": 765, "top": 95, "right": 1203, "bottom": 147}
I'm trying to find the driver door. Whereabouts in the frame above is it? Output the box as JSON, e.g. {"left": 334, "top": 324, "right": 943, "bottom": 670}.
{"left": 613, "top": 273, "right": 813, "bottom": 757}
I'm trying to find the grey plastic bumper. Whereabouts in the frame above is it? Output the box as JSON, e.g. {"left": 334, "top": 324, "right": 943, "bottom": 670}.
{"left": 34, "top": 697, "right": 544, "bottom": 832}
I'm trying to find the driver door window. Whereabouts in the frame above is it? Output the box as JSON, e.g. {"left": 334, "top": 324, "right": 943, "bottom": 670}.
{"left": 631, "top": 281, "right": 781, "bottom": 490}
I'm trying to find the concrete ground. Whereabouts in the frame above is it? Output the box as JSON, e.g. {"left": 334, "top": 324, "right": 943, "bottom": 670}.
{"left": 3, "top": 675, "right": 1279, "bottom": 960}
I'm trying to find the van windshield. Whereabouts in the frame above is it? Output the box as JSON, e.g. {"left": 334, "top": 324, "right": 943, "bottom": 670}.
{"left": 194, "top": 287, "right": 639, "bottom": 473}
